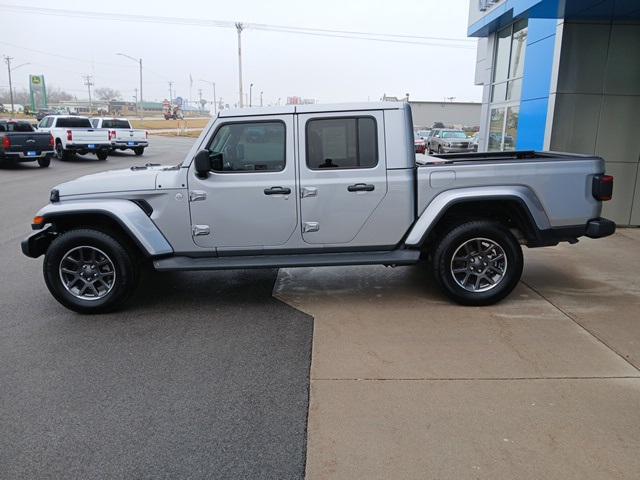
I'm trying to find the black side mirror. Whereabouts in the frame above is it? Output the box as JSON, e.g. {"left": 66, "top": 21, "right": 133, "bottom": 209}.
{"left": 194, "top": 150, "right": 223, "bottom": 178}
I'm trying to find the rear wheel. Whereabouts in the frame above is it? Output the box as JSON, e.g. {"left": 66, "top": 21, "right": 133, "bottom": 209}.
{"left": 96, "top": 151, "right": 109, "bottom": 160}
{"left": 43, "top": 229, "right": 139, "bottom": 313}
{"left": 133, "top": 147, "right": 145, "bottom": 156}
{"left": 55, "top": 142, "right": 73, "bottom": 161}
{"left": 37, "top": 157, "right": 50, "bottom": 168}
{"left": 431, "top": 220, "right": 523, "bottom": 306}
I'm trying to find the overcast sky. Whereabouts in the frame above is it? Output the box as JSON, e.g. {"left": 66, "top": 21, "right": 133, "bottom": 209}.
{"left": 1, "top": 0, "right": 481, "bottom": 106}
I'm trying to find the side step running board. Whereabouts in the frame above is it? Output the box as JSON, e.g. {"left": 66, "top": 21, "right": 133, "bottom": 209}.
{"left": 153, "top": 249, "right": 421, "bottom": 272}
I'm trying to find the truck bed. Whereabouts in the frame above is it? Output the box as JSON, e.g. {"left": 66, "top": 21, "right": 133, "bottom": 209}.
{"left": 415, "top": 151, "right": 605, "bottom": 229}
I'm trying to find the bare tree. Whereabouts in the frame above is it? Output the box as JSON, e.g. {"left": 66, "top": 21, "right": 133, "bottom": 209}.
{"left": 95, "top": 87, "right": 121, "bottom": 101}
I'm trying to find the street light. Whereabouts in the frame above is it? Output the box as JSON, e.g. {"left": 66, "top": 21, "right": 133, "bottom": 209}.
{"left": 3, "top": 58, "right": 30, "bottom": 115}
{"left": 249, "top": 83, "right": 254, "bottom": 107}
{"left": 199, "top": 79, "right": 217, "bottom": 115}
{"left": 116, "top": 53, "right": 143, "bottom": 118}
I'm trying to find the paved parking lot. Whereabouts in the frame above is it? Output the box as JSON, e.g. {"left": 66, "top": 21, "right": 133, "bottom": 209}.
{"left": 1, "top": 137, "right": 639, "bottom": 479}
{"left": 0, "top": 138, "right": 312, "bottom": 480}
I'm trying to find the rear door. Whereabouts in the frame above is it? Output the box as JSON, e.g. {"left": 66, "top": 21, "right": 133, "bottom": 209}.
{"left": 188, "top": 114, "right": 297, "bottom": 249}
{"left": 297, "top": 111, "right": 387, "bottom": 244}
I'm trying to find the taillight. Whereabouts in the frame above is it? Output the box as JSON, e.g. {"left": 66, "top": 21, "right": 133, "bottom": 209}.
{"left": 66, "top": 130, "right": 72, "bottom": 141}
{"left": 593, "top": 174, "right": 614, "bottom": 201}
{"left": 2, "top": 136, "right": 10, "bottom": 149}
{"left": 49, "top": 135, "right": 55, "bottom": 147}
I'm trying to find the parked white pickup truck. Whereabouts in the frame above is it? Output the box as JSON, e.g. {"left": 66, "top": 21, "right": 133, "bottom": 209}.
{"left": 90, "top": 117, "right": 148, "bottom": 156}
{"left": 22, "top": 102, "right": 615, "bottom": 313}
{"left": 37, "top": 115, "right": 111, "bottom": 160}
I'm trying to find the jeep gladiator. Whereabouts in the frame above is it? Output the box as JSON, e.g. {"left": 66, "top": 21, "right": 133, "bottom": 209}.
{"left": 21, "top": 102, "right": 615, "bottom": 313}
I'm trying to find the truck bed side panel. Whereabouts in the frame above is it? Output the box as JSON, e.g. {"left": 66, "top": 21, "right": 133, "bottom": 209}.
{"left": 417, "top": 157, "right": 604, "bottom": 227}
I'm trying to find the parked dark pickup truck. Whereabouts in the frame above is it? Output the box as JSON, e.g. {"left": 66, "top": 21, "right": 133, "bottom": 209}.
{"left": 0, "top": 120, "right": 55, "bottom": 167}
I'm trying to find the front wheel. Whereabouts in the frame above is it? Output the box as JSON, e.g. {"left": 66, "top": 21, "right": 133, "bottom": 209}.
{"left": 133, "top": 147, "right": 144, "bottom": 156}
{"left": 43, "top": 229, "right": 139, "bottom": 313}
{"left": 431, "top": 220, "right": 523, "bottom": 306}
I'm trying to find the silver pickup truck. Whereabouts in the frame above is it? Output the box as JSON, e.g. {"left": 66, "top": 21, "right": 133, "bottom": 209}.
{"left": 21, "top": 102, "right": 615, "bottom": 313}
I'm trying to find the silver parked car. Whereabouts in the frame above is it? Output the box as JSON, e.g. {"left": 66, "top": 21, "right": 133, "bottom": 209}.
{"left": 428, "top": 129, "right": 475, "bottom": 154}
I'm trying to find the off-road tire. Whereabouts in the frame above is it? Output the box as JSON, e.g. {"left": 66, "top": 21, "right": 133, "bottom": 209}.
{"left": 43, "top": 229, "right": 139, "bottom": 314}
{"left": 431, "top": 220, "right": 523, "bottom": 306}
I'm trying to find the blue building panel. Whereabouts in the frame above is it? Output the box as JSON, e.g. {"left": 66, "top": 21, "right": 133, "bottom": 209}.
{"left": 517, "top": 97, "right": 549, "bottom": 150}
{"left": 521, "top": 29, "right": 556, "bottom": 101}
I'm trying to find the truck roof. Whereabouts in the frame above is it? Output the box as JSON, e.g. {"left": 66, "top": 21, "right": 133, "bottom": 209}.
{"left": 218, "top": 101, "right": 406, "bottom": 118}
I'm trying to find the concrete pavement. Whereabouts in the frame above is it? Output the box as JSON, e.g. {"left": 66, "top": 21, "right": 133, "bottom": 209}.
{"left": 275, "top": 231, "right": 640, "bottom": 480}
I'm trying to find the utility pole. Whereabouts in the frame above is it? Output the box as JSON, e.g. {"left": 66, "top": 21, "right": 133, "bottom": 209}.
{"left": 199, "top": 80, "right": 217, "bottom": 115}
{"left": 249, "top": 83, "right": 253, "bottom": 107}
{"left": 260, "top": 91, "right": 263, "bottom": 107}
{"left": 4, "top": 56, "right": 14, "bottom": 114}
{"left": 198, "top": 88, "right": 203, "bottom": 112}
{"left": 168, "top": 81, "right": 174, "bottom": 105}
{"left": 235, "top": 22, "right": 244, "bottom": 107}
{"left": 82, "top": 74, "right": 94, "bottom": 113}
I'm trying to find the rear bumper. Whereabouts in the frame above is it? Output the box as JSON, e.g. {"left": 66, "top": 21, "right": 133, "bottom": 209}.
{"left": 112, "top": 141, "right": 148, "bottom": 148}
{"left": 65, "top": 143, "right": 111, "bottom": 152}
{"left": 585, "top": 217, "right": 616, "bottom": 239}
{"left": 530, "top": 217, "right": 616, "bottom": 247}
{"left": 2, "top": 150, "right": 54, "bottom": 162}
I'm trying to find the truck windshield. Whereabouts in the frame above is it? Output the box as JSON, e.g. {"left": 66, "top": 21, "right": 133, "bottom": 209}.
{"left": 441, "top": 131, "right": 468, "bottom": 139}
{"left": 102, "top": 119, "right": 131, "bottom": 129}
{"left": 56, "top": 117, "right": 92, "bottom": 128}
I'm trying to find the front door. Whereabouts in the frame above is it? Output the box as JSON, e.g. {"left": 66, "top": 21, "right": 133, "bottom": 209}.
{"left": 298, "top": 111, "right": 387, "bottom": 245}
{"left": 188, "top": 115, "right": 297, "bottom": 249}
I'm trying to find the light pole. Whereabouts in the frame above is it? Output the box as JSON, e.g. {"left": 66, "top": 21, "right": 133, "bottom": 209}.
{"left": 116, "top": 53, "right": 143, "bottom": 117}
{"left": 235, "top": 22, "right": 244, "bottom": 107}
{"left": 199, "top": 79, "right": 216, "bottom": 115}
{"left": 249, "top": 83, "right": 253, "bottom": 107}
{"left": 260, "top": 91, "right": 263, "bottom": 107}
{"left": 3, "top": 57, "right": 28, "bottom": 115}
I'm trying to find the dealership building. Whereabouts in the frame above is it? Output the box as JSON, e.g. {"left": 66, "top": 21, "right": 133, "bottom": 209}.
{"left": 468, "top": 0, "right": 640, "bottom": 225}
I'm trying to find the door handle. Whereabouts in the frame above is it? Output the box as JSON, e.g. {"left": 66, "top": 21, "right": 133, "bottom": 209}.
{"left": 347, "top": 183, "right": 375, "bottom": 192}
{"left": 264, "top": 186, "right": 291, "bottom": 195}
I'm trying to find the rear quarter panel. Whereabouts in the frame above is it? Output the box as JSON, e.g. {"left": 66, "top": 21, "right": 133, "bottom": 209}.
{"left": 417, "top": 156, "right": 605, "bottom": 227}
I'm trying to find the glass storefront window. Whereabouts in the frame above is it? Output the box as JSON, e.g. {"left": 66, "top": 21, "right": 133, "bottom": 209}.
{"left": 488, "top": 107, "right": 505, "bottom": 152}
{"left": 493, "top": 26, "right": 512, "bottom": 83}
{"left": 504, "top": 106, "right": 520, "bottom": 151}
{"left": 487, "top": 19, "right": 528, "bottom": 152}
{"left": 509, "top": 20, "right": 528, "bottom": 79}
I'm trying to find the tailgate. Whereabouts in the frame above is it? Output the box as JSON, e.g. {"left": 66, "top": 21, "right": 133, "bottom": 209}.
{"left": 114, "top": 129, "right": 146, "bottom": 142}
{"left": 71, "top": 129, "right": 109, "bottom": 144}
{"left": 7, "top": 133, "right": 52, "bottom": 152}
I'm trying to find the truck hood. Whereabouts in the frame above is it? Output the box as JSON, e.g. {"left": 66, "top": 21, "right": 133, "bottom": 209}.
{"left": 55, "top": 164, "right": 172, "bottom": 197}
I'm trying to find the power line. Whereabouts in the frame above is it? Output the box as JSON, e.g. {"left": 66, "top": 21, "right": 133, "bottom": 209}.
{"left": 0, "top": 4, "right": 475, "bottom": 48}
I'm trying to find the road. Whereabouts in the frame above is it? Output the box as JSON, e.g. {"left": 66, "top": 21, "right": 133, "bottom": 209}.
{"left": 0, "top": 137, "right": 313, "bottom": 480}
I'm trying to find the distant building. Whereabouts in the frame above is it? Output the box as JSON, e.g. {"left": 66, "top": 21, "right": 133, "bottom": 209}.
{"left": 408, "top": 101, "right": 481, "bottom": 129}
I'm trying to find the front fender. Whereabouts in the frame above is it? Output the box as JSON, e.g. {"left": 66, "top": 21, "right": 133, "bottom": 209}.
{"left": 33, "top": 199, "right": 173, "bottom": 257}
{"left": 404, "top": 186, "right": 551, "bottom": 247}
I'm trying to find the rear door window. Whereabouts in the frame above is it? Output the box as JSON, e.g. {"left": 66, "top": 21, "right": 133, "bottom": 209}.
{"left": 306, "top": 117, "right": 378, "bottom": 170}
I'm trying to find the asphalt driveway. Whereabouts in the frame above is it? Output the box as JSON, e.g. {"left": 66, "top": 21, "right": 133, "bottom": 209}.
{"left": 0, "top": 138, "right": 313, "bottom": 480}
